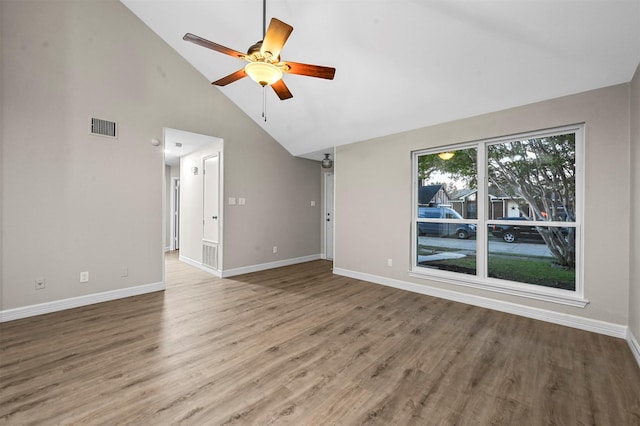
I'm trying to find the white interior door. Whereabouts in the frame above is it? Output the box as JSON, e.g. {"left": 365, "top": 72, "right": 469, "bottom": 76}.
{"left": 203, "top": 155, "right": 220, "bottom": 243}
{"left": 325, "top": 172, "right": 334, "bottom": 260}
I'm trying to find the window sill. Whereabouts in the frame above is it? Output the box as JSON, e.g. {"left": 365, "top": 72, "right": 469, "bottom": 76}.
{"left": 408, "top": 269, "right": 589, "bottom": 308}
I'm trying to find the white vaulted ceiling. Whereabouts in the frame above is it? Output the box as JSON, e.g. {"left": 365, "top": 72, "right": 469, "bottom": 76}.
{"left": 121, "top": 0, "right": 640, "bottom": 160}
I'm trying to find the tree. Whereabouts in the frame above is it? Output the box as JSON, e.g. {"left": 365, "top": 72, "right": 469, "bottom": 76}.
{"left": 417, "top": 148, "right": 477, "bottom": 188}
{"left": 488, "top": 134, "right": 576, "bottom": 267}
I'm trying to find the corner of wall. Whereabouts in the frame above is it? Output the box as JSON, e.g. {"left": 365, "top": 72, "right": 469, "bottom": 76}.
{"left": 628, "top": 61, "right": 640, "bottom": 358}
{"left": 0, "top": 0, "right": 5, "bottom": 311}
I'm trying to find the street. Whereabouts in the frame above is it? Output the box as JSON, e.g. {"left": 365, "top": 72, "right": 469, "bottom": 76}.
{"left": 418, "top": 235, "right": 553, "bottom": 257}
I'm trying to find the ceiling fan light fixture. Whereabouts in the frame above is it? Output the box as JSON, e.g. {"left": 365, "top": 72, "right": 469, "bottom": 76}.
{"left": 245, "top": 61, "right": 282, "bottom": 87}
{"left": 321, "top": 153, "right": 333, "bottom": 169}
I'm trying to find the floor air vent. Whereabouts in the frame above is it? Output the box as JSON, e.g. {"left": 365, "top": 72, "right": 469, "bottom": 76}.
{"left": 90, "top": 117, "right": 117, "bottom": 138}
{"left": 202, "top": 242, "right": 218, "bottom": 269}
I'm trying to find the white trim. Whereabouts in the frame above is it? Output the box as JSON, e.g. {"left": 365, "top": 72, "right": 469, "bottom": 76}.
{"left": 323, "top": 170, "right": 335, "bottom": 261}
{"left": 179, "top": 254, "right": 222, "bottom": 277}
{"left": 178, "top": 253, "right": 323, "bottom": 278}
{"left": 408, "top": 270, "right": 588, "bottom": 308}
{"left": 221, "top": 254, "right": 321, "bottom": 278}
{"left": 218, "top": 146, "right": 225, "bottom": 271}
{"left": 0, "top": 282, "right": 165, "bottom": 323}
{"left": 627, "top": 329, "right": 640, "bottom": 369}
{"left": 334, "top": 267, "right": 626, "bottom": 339}
{"left": 170, "top": 176, "right": 180, "bottom": 251}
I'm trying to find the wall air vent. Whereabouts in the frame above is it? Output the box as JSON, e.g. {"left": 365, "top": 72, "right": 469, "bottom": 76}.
{"left": 90, "top": 117, "right": 117, "bottom": 138}
{"left": 202, "top": 241, "right": 218, "bottom": 270}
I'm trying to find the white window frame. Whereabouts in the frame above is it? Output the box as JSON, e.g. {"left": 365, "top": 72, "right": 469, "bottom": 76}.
{"left": 410, "top": 124, "right": 587, "bottom": 308}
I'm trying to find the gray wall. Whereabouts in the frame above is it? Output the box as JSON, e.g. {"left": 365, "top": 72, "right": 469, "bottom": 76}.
{"left": 335, "top": 83, "right": 631, "bottom": 326}
{"left": 1, "top": 0, "right": 320, "bottom": 312}
{"left": 222, "top": 127, "right": 321, "bottom": 270}
{"left": 630, "top": 63, "right": 640, "bottom": 342}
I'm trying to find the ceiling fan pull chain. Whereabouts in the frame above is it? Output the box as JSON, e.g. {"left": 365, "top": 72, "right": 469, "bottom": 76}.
{"left": 262, "top": 86, "right": 267, "bottom": 122}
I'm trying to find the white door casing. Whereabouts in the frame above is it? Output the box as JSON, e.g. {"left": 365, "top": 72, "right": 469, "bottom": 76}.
{"left": 172, "top": 178, "right": 180, "bottom": 250}
{"left": 324, "top": 172, "right": 334, "bottom": 260}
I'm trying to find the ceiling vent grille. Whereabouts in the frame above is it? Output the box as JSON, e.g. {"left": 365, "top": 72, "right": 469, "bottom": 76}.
{"left": 90, "top": 117, "right": 117, "bottom": 138}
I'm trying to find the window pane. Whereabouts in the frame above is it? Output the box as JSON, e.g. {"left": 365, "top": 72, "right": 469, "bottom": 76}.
{"left": 488, "top": 226, "right": 576, "bottom": 290}
{"left": 416, "top": 147, "right": 478, "bottom": 276}
{"left": 417, "top": 148, "right": 477, "bottom": 218}
{"left": 417, "top": 233, "right": 476, "bottom": 275}
{"left": 487, "top": 133, "right": 577, "bottom": 277}
{"left": 487, "top": 134, "right": 575, "bottom": 222}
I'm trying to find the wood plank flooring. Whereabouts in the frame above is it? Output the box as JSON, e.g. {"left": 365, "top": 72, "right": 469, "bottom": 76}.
{"left": 1, "top": 252, "right": 639, "bottom": 425}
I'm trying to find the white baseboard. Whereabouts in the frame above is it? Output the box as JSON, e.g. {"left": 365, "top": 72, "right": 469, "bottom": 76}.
{"left": 0, "top": 281, "right": 165, "bottom": 323}
{"left": 221, "top": 254, "right": 321, "bottom": 278}
{"left": 178, "top": 254, "right": 321, "bottom": 278}
{"left": 628, "top": 329, "right": 640, "bottom": 369}
{"left": 178, "top": 255, "right": 222, "bottom": 277}
{"left": 333, "top": 267, "right": 628, "bottom": 339}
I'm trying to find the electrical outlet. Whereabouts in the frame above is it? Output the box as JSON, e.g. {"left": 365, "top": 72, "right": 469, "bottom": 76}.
{"left": 273, "top": 246, "right": 278, "bottom": 253}
{"left": 311, "top": 200, "right": 316, "bottom": 206}
{"left": 121, "top": 267, "right": 128, "bottom": 278}
{"left": 35, "top": 278, "right": 45, "bottom": 290}
{"left": 238, "top": 197, "right": 246, "bottom": 205}
{"left": 387, "top": 258, "right": 393, "bottom": 267}
{"left": 80, "top": 271, "right": 89, "bottom": 283}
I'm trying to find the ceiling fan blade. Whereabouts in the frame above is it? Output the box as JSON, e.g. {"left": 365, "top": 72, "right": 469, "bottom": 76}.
{"left": 282, "top": 61, "right": 336, "bottom": 80}
{"left": 261, "top": 18, "right": 293, "bottom": 59}
{"left": 183, "top": 33, "right": 245, "bottom": 59}
{"left": 271, "top": 79, "right": 293, "bottom": 100}
{"left": 212, "top": 69, "right": 247, "bottom": 86}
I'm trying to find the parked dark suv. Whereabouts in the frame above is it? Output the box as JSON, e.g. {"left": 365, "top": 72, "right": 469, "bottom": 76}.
{"left": 489, "top": 217, "right": 540, "bottom": 243}
{"left": 418, "top": 206, "right": 476, "bottom": 239}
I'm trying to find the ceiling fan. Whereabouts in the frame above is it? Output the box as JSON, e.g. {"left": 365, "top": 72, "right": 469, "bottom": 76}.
{"left": 183, "top": 2, "right": 335, "bottom": 101}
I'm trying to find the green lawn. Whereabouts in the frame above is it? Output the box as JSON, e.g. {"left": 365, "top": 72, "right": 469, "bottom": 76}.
{"left": 418, "top": 246, "right": 575, "bottom": 290}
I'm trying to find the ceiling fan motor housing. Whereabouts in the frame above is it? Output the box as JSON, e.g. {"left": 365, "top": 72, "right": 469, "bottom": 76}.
{"left": 247, "top": 41, "right": 262, "bottom": 56}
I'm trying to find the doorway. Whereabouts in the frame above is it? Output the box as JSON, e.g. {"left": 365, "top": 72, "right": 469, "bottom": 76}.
{"left": 163, "top": 127, "right": 224, "bottom": 278}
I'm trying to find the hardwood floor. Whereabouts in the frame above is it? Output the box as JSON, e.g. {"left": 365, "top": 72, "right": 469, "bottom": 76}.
{"left": 1, "top": 252, "right": 639, "bottom": 425}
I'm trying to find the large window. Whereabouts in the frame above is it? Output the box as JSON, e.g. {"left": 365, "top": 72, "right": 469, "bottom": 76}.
{"left": 411, "top": 125, "right": 584, "bottom": 306}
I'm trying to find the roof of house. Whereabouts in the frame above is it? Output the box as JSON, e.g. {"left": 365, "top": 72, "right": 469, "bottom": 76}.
{"left": 451, "top": 186, "right": 516, "bottom": 200}
{"left": 451, "top": 188, "right": 476, "bottom": 200}
{"left": 418, "top": 185, "right": 445, "bottom": 205}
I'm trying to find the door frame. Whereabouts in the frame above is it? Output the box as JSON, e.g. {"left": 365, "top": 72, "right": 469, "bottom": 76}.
{"left": 170, "top": 177, "right": 180, "bottom": 251}
{"left": 323, "top": 171, "right": 334, "bottom": 260}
